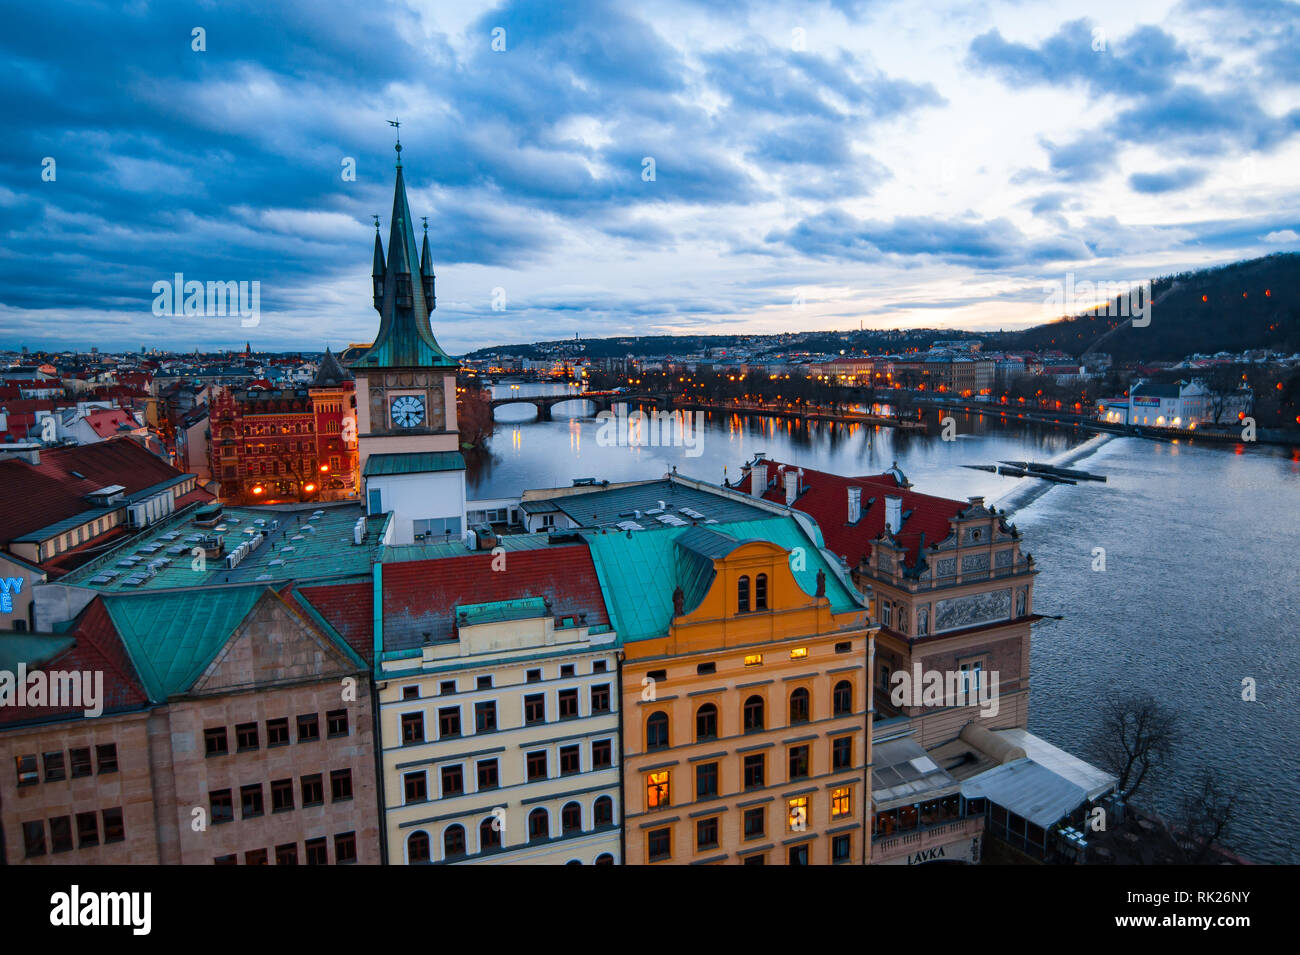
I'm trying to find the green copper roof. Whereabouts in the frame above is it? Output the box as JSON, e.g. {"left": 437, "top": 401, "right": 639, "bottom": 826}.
{"left": 104, "top": 586, "right": 265, "bottom": 699}
{"left": 350, "top": 161, "right": 458, "bottom": 370}
{"left": 455, "top": 597, "right": 548, "bottom": 627}
{"left": 583, "top": 516, "right": 863, "bottom": 643}
{"left": 0, "top": 633, "right": 76, "bottom": 673}
{"left": 363, "top": 450, "right": 466, "bottom": 477}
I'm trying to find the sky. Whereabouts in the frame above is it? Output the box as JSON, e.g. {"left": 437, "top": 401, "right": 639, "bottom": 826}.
{"left": 1, "top": 0, "right": 1298, "bottom": 355}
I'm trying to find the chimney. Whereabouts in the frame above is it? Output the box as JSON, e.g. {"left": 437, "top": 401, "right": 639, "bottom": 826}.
{"left": 784, "top": 469, "right": 798, "bottom": 505}
{"left": 751, "top": 464, "right": 767, "bottom": 497}
{"left": 848, "top": 486, "right": 861, "bottom": 523}
{"left": 967, "top": 495, "right": 984, "bottom": 508}
{"left": 885, "top": 495, "right": 902, "bottom": 535}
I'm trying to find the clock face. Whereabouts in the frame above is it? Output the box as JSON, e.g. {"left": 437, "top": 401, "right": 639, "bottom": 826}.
{"left": 390, "top": 394, "right": 426, "bottom": 428}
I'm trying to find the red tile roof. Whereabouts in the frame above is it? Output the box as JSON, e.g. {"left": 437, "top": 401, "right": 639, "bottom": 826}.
{"left": 380, "top": 545, "right": 611, "bottom": 652}
{"left": 295, "top": 580, "right": 375, "bottom": 665}
{"left": 86, "top": 407, "right": 137, "bottom": 438}
{"left": 0, "top": 437, "right": 210, "bottom": 547}
{"left": 0, "top": 598, "right": 149, "bottom": 727}
{"left": 735, "top": 459, "right": 966, "bottom": 568}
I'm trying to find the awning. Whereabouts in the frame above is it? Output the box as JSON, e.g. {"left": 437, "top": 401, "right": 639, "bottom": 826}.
{"left": 872, "top": 737, "right": 960, "bottom": 809}
{"left": 960, "top": 758, "right": 1089, "bottom": 828}
{"left": 993, "top": 728, "right": 1117, "bottom": 801}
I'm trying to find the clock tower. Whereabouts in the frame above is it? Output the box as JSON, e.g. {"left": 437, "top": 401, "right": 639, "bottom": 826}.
{"left": 346, "top": 135, "right": 466, "bottom": 544}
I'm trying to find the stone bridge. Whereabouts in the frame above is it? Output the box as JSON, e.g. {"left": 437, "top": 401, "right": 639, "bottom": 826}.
{"left": 488, "top": 393, "right": 668, "bottom": 421}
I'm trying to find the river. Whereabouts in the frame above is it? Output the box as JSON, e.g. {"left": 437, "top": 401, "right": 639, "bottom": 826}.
{"left": 474, "top": 381, "right": 1300, "bottom": 863}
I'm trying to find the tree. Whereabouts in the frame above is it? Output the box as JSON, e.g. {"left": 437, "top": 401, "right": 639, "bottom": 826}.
{"left": 1090, "top": 693, "right": 1178, "bottom": 802}
{"left": 1171, "top": 770, "right": 1238, "bottom": 864}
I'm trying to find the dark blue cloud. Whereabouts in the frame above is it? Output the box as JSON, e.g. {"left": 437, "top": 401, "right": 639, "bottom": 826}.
{"left": 1129, "top": 166, "right": 1208, "bottom": 193}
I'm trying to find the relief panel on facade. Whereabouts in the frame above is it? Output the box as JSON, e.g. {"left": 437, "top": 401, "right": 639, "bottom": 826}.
{"left": 961, "top": 552, "right": 989, "bottom": 574}
{"left": 935, "top": 558, "right": 957, "bottom": 577}
{"left": 934, "top": 588, "right": 1011, "bottom": 633}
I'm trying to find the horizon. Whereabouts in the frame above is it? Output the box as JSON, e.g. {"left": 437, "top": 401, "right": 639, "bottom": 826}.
{"left": 3, "top": 0, "right": 1299, "bottom": 354}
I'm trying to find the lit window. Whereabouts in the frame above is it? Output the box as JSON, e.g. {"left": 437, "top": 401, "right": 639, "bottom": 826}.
{"left": 743, "top": 654, "right": 763, "bottom": 667}
{"left": 788, "top": 796, "right": 808, "bottom": 831}
{"left": 832, "top": 786, "right": 852, "bottom": 819}
{"left": 789, "top": 646, "right": 808, "bottom": 659}
{"left": 646, "top": 770, "right": 670, "bottom": 809}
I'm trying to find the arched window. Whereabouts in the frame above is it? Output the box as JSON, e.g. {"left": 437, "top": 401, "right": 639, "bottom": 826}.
{"left": 646, "top": 711, "right": 669, "bottom": 750}
{"left": 443, "top": 824, "right": 466, "bottom": 859}
{"left": 479, "top": 817, "right": 501, "bottom": 851}
{"left": 561, "top": 802, "right": 582, "bottom": 834}
{"left": 528, "top": 808, "right": 549, "bottom": 843}
{"left": 595, "top": 853, "right": 615, "bottom": 865}
{"left": 594, "top": 795, "right": 614, "bottom": 827}
{"left": 566, "top": 859, "right": 582, "bottom": 865}
{"left": 833, "top": 680, "right": 852, "bottom": 717}
{"left": 755, "top": 573, "right": 768, "bottom": 610}
{"left": 738, "top": 575, "right": 751, "bottom": 613}
{"left": 743, "top": 695, "right": 765, "bottom": 733}
{"left": 407, "top": 830, "right": 430, "bottom": 864}
{"left": 789, "top": 687, "right": 810, "bottom": 724}
{"left": 696, "top": 703, "right": 718, "bottom": 741}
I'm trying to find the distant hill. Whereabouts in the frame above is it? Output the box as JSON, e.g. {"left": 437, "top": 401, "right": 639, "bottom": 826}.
{"left": 463, "top": 253, "right": 1299, "bottom": 363}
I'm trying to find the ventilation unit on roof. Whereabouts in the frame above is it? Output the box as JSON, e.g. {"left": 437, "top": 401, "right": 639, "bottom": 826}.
{"left": 85, "top": 484, "right": 126, "bottom": 507}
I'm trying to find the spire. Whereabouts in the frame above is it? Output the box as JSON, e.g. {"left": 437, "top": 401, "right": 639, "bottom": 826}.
{"left": 312, "top": 347, "right": 353, "bottom": 387}
{"left": 349, "top": 135, "right": 456, "bottom": 371}
{"left": 420, "top": 216, "right": 436, "bottom": 313}
{"left": 371, "top": 215, "right": 385, "bottom": 313}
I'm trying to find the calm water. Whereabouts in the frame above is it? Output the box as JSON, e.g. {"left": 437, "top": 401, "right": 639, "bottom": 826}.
{"left": 475, "top": 382, "right": 1300, "bottom": 863}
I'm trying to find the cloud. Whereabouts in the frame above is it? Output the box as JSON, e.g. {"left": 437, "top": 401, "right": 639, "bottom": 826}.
{"left": 1128, "top": 166, "right": 1208, "bottom": 193}
{"left": 1263, "top": 229, "right": 1299, "bottom": 243}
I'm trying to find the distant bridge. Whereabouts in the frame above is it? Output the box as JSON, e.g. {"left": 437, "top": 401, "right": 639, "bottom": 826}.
{"left": 488, "top": 393, "right": 668, "bottom": 421}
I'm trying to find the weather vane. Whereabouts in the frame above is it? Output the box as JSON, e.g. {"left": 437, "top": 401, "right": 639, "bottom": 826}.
{"left": 421, "top": 216, "right": 428, "bottom": 234}
{"left": 372, "top": 214, "right": 380, "bottom": 231}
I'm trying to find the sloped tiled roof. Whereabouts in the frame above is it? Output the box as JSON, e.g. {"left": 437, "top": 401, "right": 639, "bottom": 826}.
{"left": 295, "top": 577, "right": 375, "bottom": 665}
{"left": 380, "top": 545, "right": 611, "bottom": 653}
{"left": 736, "top": 459, "right": 964, "bottom": 568}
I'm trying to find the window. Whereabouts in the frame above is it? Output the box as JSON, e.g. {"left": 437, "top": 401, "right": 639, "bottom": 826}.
{"left": 789, "top": 646, "right": 808, "bottom": 659}
{"left": 272, "top": 778, "right": 294, "bottom": 812}
{"left": 267, "top": 717, "right": 290, "bottom": 746}
{"left": 592, "top": 739, "right": 612, "bottom": 768}
{"left": 647, "top": 827, "right": 671, "bottom": 862}
{"left": 439, "top": 680, "right": 456, "bottom": 695}
{"left": 297, "top": 713, "right": 320, "bottom": 743}
{"left": 645, "top": 711, "right": 669, "bottom": 750}
{"left": 236, "top": 723, "right": 259, "bottom": 751}
{"left": 241, "top": 784, "right": 264, "bottom": 818}
{"left": 560, "top": 744, "right": 581, "bottom": 776}
{"left": 443, "top": 825, "right": 466, "bottom": 859}
{"left": 787, "top": 796, "right": 808, "bottom": 831}
{"left": 331, "top": 768, "right": 353, "bottom": 802}
{"left": 560, "top": 664, "right": 576, "bottom": 677}
{"left": 555, "top": 802, "right": 580, "bottom": 835}
{"left": 526, "top": 750, "right": 548, "bottom": 781}
{"left": 743, "top": 807, "right": 765, "bottom": 839}
{"left": 696, "top": 761, "right": 719, "bottom": 799}
{"left": 960, "top": 661, "right": 985, "bottom": 695}
{"left": 593, "top": 660, "right": 608, "bottom": 673}
{"left": 276, "top": 843, "right": 299, "bottom": 865}
{"left": 477, "top": 759, "right": 499, "bottom": 790}
{"left": 594, "top": 795, "right": 614, "bottom": 826}
{"left": 23, "top": 821, "right": 45, "bottom": 858}
{"left": 646, "top": 770, "right": 670, "bottom": 808}
{"left": 15, "top": 754, "right": 38, "bottom": 786}
{"left": 833, "top": 833, "right": 851, "bottom": 863}
{"left": 591, "top": 683, "right": 611, "bottom": 713}
{"left": 402, "top": 685, "right": 419, "bottom": 701}
{"left": 77, "top": 812, "right": 99, "bottom": 848}
{"left": 480, "top": 817, "right": 502, "bottom": 851}
{"left": 335, "top": 831, "right": 357, "bottom": 864}
{"left": 755, "top": 573, "right": 768, "bottom": 610}
{"left": 441, "top": 764, "right": 464, "bottom": 796}
{"left": 475, "top": 700, "right": 497, "bottom": 733}
{"left": 832, "top": 786, "right": 852, "bottom": 819}
{"left": 696, "top": 703, "right": 718, "bottom": 741}
{"left": 476, "top": 675, "right": 493, "bottom": 690}
{"left": 646, "top": 669, "right": 667, "bottom": 684}
{"left": 788, "top": 844, "right": 809, "bottom": 866}
{"left": 789, "top": 745, "right": 810, "bottom": 780}
{"left": 438, "top": 706, "right": 461, "bottom": 738}
{"left": 526, "top": 668, "right": 542, "bottom": 683}
{"left": 102, "top": 808, "right": 124, "bottom": 844}
{"left": 44, "top": 751, "right": 65, "bottom": 782}
{"left": 696, "top": 662, "right": 716, "bottom": 675}
{"left": 401, "top": 712, "right": 425, "bottom": 744}
{"left": 744, "top": 653, "right": 763, "bottom": 667}
{"left": 832, "top": 736, "right": 852, "bottom": 771}
{"left": 743, "top": 753, "right": 765, "bottom": 790}
{"left": 835, "top": 640, "right": 852, "bottom": 654}
{"left": 215, "top": 854, "right": 237, "bottom": 865}
{"left": 50, "top": 816, "right": 73, "bottom": 852}
{"left": 558, "top": 688, "right": 579, "bottom": 720}
{"left": 305, "top": 837, "right": 329, "bottom": 866}
{"left": 301, "top": 774, "right": 324, "bottom": 806}
{"left": 327, "top": 709, "right": 349, "bottom": 737}
{"left": 408, "top": 831, "right": 430, "bottom": 864}
{"left": 210, "top": 789, "right": 234, "bottom": 825}
{"left": 742, "top": 852, "right": 766, "bottom": 865}
{"left": 789, "top": 687, "right": 810, "bottom": 724}
{"left": 404, "top": 772, "right": 427, "bottom": 803}
{"left": 524, "top": 693, "right": 545, "bottom": 725}
{"left": 205, "top": 728, "right": 229, "bottom": 756}
{"left": 743, "top": 695, "right": 764, "bottom": 732}
{"left": 737, "top": 575, "right": 751, "bottom": 612}
{"left": 528, "top": 808, "right": 549, "bottom": 842}
{"left": 881, "top": 602, "right": 892, "bottom": 627}
{"left": 697, "top": 816, "right": 719, "bottom": 850}
{"left": 833, "top": 680, "right": 852, "bottom": 716}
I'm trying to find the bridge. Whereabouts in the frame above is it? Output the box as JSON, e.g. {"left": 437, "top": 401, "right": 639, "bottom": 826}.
{"left": 488, "top": 392, "right": 668, "bottom": 421}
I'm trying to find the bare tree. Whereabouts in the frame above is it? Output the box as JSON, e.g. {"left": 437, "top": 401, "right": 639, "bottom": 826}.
{"left": 1090, "top": 693, "right": 1178, "bottom": 802}
{"left": 1172, "top": 770, "right": 1238, "bottom": 864}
